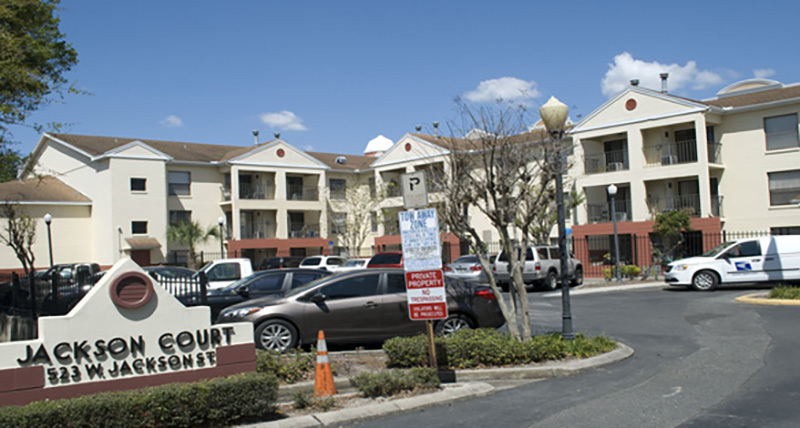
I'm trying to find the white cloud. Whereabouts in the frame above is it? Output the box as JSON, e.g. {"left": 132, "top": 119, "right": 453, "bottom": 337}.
{"left": 754, "top": 68, "right": 776, "bottom": 79}
{"left": 601, "top": 52, "right": 723, "bottom": 97}
{"left": 160, "top": 115, "right": 183, "bottom": 127}
{"left": 259, "top": 110, "right": 307, "bottom": 131}
{"left": 463, "top": 77, "right": 540, "bottom": 104}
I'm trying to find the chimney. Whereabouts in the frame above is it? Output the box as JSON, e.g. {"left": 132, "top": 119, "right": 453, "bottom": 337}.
{"left": 252, "top": 129, "right": 259, "bottom": 145}
{"left": 433, "top": 121, "right": 439, "bottom": 137}
{"left": 660, "top": 73, "right": 669, "bottom": 93}
{"left": 274, "top": 132, "right": 281, "bottom": 140}
{"left": 630, "top": 79, "right": 639, "bottom": 87}
{"left": 415, "top": 125, "right": 422, "bottom": 132}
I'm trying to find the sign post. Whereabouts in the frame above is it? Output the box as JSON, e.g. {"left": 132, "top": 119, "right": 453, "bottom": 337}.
{"left": 399, "top": 205, "right": 446, "bottom": 368}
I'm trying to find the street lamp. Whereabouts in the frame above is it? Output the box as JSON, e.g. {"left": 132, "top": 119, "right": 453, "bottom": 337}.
{"left": 540, "top": 96, "right": 574, "bottom": 340}
{"left": 44, "top": 213, "right": 53, "bottom": 268}
{"left": 218, "top": 216, "right": 225, "bottom": 258}
{"left": 607, "top": 184, "right": 623, "bottom": 283}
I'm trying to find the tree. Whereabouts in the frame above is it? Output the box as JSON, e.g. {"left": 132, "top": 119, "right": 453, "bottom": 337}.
{"left": 430, "top": 99, "right": 568, "bottom": 341}
{"left": 650, "top": 209, "right": 694, "bottom": 275}
{"left": 328, "top": 181, "right": 382, "bottom": 257}
{"left": 166, "top": 221, "right": 219, "bottom": 269}
{"left": 0, "top": 0, "right": 80, "bottom": 177}
{"left": 0, "top": 201, "right": 36, "bottom": 274}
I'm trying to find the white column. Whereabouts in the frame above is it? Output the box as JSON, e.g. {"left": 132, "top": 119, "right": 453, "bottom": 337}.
{"left": 695, "top": 116, "right": 712, "bottom": 217}
{"left": 627, "top": 129, "right": 648, "bottom": 221}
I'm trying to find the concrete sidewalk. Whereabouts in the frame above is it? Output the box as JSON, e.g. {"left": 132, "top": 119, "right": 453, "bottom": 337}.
{"left": 243, "top": 343, "right": 634, "bottom": 427}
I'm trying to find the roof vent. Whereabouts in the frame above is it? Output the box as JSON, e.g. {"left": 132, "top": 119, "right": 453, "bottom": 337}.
{"left": 335, "top": 156, "right": 347, "bottom": 164}
{"left": 274, "top": 132, "right": 280, "bottom": 139}
{"left": 660, "top": 73, "right": 669, "bottom": 93}
{"left": 630, "top": 79, "right": 639, "bottom": 86}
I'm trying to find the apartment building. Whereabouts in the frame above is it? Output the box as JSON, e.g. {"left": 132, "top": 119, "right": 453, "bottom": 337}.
{"left": 569, "top": 77, "right": 800, "bottom": 269}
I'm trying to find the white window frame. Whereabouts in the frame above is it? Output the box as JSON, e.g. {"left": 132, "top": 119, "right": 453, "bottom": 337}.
{"left": 764, "top": 114, "right": 799, "bottom": 151}
{"left": 768, "top": 169, "right": 800, "bottom": 206}
{"left": 168, "top": 171, "right": 191, "bottom": 196}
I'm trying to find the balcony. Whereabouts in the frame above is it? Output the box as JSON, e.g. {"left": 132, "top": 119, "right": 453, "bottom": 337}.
{"left": 646, "top": 194, "right": 723, "bottom": 217}
{"left": 584, "top": 150, "right": 628, "bottom": 174}
{"left": 587, "top": 199, "right": 631, "bottom": 223}
{"left": 707, "top": 142, "right": 722, "bottom": 164}
{"left": 239, "top": 183, "right": 274, "bottom": 200}
{"left": 383, "top": 220, "right": 400, "bottom": 235}
{"left": 644, "top": 141, "right": 698, "bottom": 167}
{"left": 240, "top": 228, "right": 275, "bottom": 239}
{"left": 289, "top": 224, "right": 320, "bottom": 238}
{"left": 385, "top": 182, "right": 402, "bottom": 197}
{"left": 287, "top": 186, "right": 319, "bottom": 201}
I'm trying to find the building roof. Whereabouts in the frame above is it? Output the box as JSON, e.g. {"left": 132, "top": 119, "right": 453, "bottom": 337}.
{"left": 0, "top": 176, "right": 91, "bottom": 203}
{"left": 306, "top": 152, "right": 375, "bottom": 171}
{"left": 50, "top": 133, "right": 240, "bottom": 163}
{"left": 125, "top": 237, "right": 161, "bottom": 250}
{"left": 410, "top": 129, "right": 553, "bottom": 151}
{"left": 364, "top": 135, "right": 393, "bottom": 154}
{"left": 701, "top": 83, "right": 800, "bottom": 109}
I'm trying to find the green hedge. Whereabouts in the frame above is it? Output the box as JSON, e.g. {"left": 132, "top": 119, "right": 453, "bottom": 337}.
{"left": 383, "top": 329, "right": 616, "bottom": 369}
{"left": 0, "top": 373, "right": 278, "bottom": 428}
{"left": 256, "top": 348, "right": 315, "bottom": 383}
{"left": 769, "top": 285, "right": 800, "bottom": 300}
{"left": 350, "top": 367, "right": 440, "bottom": 398}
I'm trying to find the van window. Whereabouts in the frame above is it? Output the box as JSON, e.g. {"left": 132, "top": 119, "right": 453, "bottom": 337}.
{"left": 537, "top": 248, "right": 549, "bottom": 260}
{"left": 549, "top": 247, "right": 561, "bottom": 259}
{"left": 206, "top": 263, "right": 241, "bottom": 281}
{"left": 727, "top": 241, "right": 762, "bottom": 258}
{"left": 526, "top": 248, "right": 534, "bottom": 261}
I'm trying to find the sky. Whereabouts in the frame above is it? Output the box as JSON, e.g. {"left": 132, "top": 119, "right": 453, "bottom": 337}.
{"left": 9, "top": 0, "right": 800, "bottom": 157}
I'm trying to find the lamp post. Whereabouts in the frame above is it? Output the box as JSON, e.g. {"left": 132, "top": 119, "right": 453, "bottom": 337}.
{"left": 540, "top": 96, "right": 574, "bottom": 340}
{"left": 607, "top": 184, "right": 623, "bottom": 283}
{"left": 44, "top": 213, "right": 53, "bottom": 268}
{"left": 218, "top": 216, "right": 225, "bottom": 258}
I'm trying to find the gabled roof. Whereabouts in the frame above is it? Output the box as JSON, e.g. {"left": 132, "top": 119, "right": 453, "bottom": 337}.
{"left": 701, "top": 83, "right": 800, "bottom": 109}
{"left": 48, "top": 134, "right": 242, "bottom": 163}
{"left": 409, "top": 129, "right": 552, "bottom": 151}
{"left": 306, "top": 152, "right": 375, "bottom": 171}
{"left": 0, "top": 176, "right": 91, "bottom": 204}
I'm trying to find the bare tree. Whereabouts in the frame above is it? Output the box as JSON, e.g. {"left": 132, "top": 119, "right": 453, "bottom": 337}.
{"left": 430, "top": 99, "right": 568, "bottom": 341}
{"left": 1, "top": 202, "right": 36, "bottom": 275}
{"left": 329, "top": 180, "right": 382, "bottom": 257}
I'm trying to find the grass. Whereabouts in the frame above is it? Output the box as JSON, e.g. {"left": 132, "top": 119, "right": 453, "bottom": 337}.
{"left": 769, "top": 285, "right": 800, "bottom": 300}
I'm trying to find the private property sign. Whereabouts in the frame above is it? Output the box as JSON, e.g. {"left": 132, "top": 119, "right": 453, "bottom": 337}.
{"left": 405, "top": 270, "right": 448, "bottom": 320}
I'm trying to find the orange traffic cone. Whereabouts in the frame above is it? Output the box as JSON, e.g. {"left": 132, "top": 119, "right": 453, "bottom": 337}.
{"left": 314, "top": 330, "right": 336, "bottom": 397}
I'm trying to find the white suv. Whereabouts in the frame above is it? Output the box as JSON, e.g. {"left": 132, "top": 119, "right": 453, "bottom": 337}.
{"left": 492, "top": 246, "right": 583, "bottom": 291}
{"left": 299, "top": 256, "right": 348, "bottom": 272}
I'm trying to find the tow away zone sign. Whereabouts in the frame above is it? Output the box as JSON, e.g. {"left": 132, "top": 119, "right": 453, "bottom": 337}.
{"left": 405, "top": 270, "right": 448, "bottom": 321}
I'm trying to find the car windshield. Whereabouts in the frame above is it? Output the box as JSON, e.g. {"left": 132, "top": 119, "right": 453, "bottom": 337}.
{"left": 369, "top": 254, "right": 401, "bottom": 265}
{"left": 301, "top": 258, "right": 321, "bottom": 266}
{"left": 221, "top": 274, "right": 257, "bottom": 291}
{"left": 454, "top": 255, "right": 478, "bottom": 264}
{"left": 702, "top": 242, "right": 735, "bottom": 257}
{"left": 343, "top": 260, "right": 365, "bottom": 267}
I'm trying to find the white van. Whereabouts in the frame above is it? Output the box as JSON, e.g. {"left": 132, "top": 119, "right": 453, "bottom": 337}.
{"left": 665, "top": 235, "right": 800, "bottom": 291}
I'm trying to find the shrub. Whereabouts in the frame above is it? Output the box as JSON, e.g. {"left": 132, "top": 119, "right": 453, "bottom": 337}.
{"left": 384, "top": 329, "right": 616, "bottom": 369}
{"left": 769, "top": 285, "right": 800, "bottom": 300}
{"left": 256, "top": 348, "right": 315, "bottom": 384}
{"left": 621, "top": 265, "right": 641, "bottom": 280}
{"left": 0, "top": 373, "right": 278, "bottom": 428}
{"left": 350, "top": 367, "right": 439, "bottom": 398}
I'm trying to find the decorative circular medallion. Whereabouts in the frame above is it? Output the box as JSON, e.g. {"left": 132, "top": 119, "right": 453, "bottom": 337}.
{"left": 404, "top": 143, "right": 412, "bottom": 152}
{"left": 625, "top": 99, "right": 637, "bottom": 111}
{"left": 109, "top": 271, "right": 155, "bottom": 309}
{"left": 276, "top": 148, "right": 285, "bottom": 158}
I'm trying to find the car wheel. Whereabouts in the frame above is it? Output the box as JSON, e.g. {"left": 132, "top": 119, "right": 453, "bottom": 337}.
{"left": 499, "top": 282, "right": 509, "bottom": 292}
{"left": 435, "top": 314, "right": 474, "bottom": 337}
{"left": 542, "top": 271, "right": 558, "bottom": 291}
{"left": 570, "top": 267, "right": 584, "bottom": 287}
{"left": 254, "top": 319, "right": 298, "bottom": 352}
{"left": 691, "top": 270, "right": 719, "bottom": 292}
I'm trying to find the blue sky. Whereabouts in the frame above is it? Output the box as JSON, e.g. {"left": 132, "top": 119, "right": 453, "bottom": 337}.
{"left": 10, "top": 0, "right": 800, "bottom": 156}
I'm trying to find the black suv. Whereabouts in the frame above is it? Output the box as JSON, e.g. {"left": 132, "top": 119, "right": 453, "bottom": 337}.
{"left": 259, "top": 256, "right": 303, "bottom": 270}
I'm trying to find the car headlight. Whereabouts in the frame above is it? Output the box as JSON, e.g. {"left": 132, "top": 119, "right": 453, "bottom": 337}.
{"left": 223, "top": 306, "right": 262, "bottom": 318}
{"left": 673, "top": 264, "right": 689, "bottom": 271}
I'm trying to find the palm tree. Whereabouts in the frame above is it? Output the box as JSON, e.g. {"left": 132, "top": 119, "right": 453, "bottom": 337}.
{"left": 166, "top": 220, "right": 219, "bottom": 269}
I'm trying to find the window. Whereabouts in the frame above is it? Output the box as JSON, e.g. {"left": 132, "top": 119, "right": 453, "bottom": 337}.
{"left": 249, "top": 273, "right": 284, "bottom": 293}
{"left": 765, "top": 114, "right": 799, "bottom": 150}
{"left": 726, "top": 241, "right": 761, "bottom": 258}
{"left": 320, "top": 274, "right": 380, "bottom": 300}
{"left": 131, "top": 221, "right": 148, "bottom": 234}
{"left": 168, "top": 171, "right": 191, "bottom": 195}
{"left": 369, "top": 177, "right": 376, "bottom": 198}
{"left": 130, "top": 178, "right": 146, "bottom": 192}
{"left": 771, "top": 226, "right": 800, "bottom": 235}
{"left": 292, "top": 273, "right": 324, "bottom": 289}
{"left": 329, "top": 178, "right": 346, "bottom": 199}
{"left": 206, "top": 263, "right": 240, "bottom": 282}
{"left": 169, "top": 210, "right": 191, "bottom": 226}
{"left": 331, "top": 212, "right": 347, "bottom": 234}
{"left": 371, "top": 212, "right": 378, "bottom": 233}
{"left": 386, "top": 273, "right": 406, "bottom": 294}
{"left": 768, "top": 170, "right": 800, "bottom": 206}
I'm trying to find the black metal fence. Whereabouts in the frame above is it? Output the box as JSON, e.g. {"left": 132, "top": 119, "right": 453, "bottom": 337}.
{"left": 0, "top": 271, "right": 209, "bottom": 322}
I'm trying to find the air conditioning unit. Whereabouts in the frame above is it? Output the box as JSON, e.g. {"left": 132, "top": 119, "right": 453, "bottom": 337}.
{"left": 661, "top": 155, "right": 678, "bottom": 165}
{"left": 607, "top": 162, "right": 624, "bottom": 171}
{"left": 615, "top": 212, "right": 628, "bottom": 222}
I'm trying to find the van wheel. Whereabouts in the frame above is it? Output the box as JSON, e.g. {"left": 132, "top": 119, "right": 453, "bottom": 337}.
{"left": 570, "top": 267, "right": 584, "bottom": 287}
{"left": 542, "top": 271, "right": 558, "bottom": 291}
{"left": 255, "top": 320, "right": 298, "bottom": 352}
{"left": 691, "top": 270, "right": 719, "bottom": 292}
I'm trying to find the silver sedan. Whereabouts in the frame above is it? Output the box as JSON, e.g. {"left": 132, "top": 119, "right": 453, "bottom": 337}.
{"left": 443, "top": 255, "right": 488, "bottom": 283}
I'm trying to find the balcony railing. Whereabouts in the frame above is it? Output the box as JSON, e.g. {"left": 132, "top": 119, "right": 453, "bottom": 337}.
{"left": 647, "top": 194, "right": 724, "bottom": 217}
{"left": 584, "top": 150, "right": 628, "bottom": 174}
{"left": 385, "top": 182, "right": 402, "bottom": 197}
{"left": 707, "top": 142, "right": 722, "bottom": 164}
{"left": 289, "top": 224, "right": 320, "bottom": 238}
{"left": 221, "top": 186, "right": 231, "bottom": 201}
{"left": 286, "top": 186, "right": 319, "bottom": 201}
{"left": 240, "top": 228, "right": 275, "bottom": 239}
{"left": 587, "top": 199, "right": 631, "bottom": 223}
{"left": 239, "top": 183, "right": 274, "bottom": 200}
{"left": 644, "top": 141, "right": 698, "bottom": 167}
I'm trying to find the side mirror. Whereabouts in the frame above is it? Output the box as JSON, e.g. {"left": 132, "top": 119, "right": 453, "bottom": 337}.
{"left": 311, "top": 293, "right": 326, "bottom": 303}
{"left": 237, "top": 286, "right": 249, "bottom": 297}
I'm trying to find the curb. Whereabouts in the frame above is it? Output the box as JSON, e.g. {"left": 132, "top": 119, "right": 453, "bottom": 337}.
{"left": 735, "top": 293, "right": 800, "bottom": 306}
{"left": 245, "top": 342, "right": 634, "bottom": 427}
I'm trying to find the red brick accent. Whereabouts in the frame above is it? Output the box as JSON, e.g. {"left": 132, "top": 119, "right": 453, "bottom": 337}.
{"left": 0, "top": 343, "right": 256, "bottom": 408}
{"left": 227, "top": 237, "right": 330, "bottom": 256}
